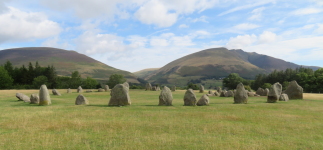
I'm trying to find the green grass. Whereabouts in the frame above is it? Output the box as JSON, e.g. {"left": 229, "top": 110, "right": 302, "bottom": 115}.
{"left": 0, "top": 89, "right": 323, "bottom": 149}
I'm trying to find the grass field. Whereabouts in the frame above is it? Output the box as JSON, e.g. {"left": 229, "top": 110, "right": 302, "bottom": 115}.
{"left": 0, "top": 89, "right": 323, "bottom": 149}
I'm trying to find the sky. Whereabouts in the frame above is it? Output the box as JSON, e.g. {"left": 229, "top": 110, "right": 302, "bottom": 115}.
{"left": 0, "top": 0, "right": 323, "bottom": 72}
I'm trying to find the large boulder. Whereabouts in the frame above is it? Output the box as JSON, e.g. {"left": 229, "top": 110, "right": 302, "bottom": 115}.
{"left": 264, "top": 88, "right": 269, "bottom": 96}
{"left": 267, "top": 82, "right": 282, "bottom": 103}
{"left": 158, "top": 86, "right": 173, "bottom": 106}
{"left": 52, "top": 89, "right": 61, "bottom": 96}
{"left": 279, "top": 94, "right": 289, "bottom": 101}
{"left": 39, "top": 84, "right": 51, "bottom": 105}
{"left": 234, "top": 83, "right": 248, "bottom": 104}
{"left": 16, "top": 93, "right": 30, "bottom": 102}
{"left": 199, "top": 85, "right": 204, "bottom": 93}
{"left": 197, "top": 94, "right": 210, "bottom": 106}
{"left": 171, "top": 85, "right": 176, "bottom": 92}
{"left": 225, "top": 90, "right": 234, "bottom": 97}
{"left": 98, "top": 88, "right": 105, "bottom": 92}
{"left": 75, "top": 94, "right": 89, "bottom": 105}
{"left": 145, "top": 83, "right": 152, "bottom": 91}
{"left": 108, "top": 84, "right": 131, "bottom": 106}
{"left": 183, "top": 89, "right": 197, "bottom": 106}
{"left": 67, "top": 88, "right": 71, "bottom": 93}
{"left": 77, "top": 86, "right": 83, "bottom": 93}
{"left": 217, "top": 87, "right": 222, "bottom": 93}
{"left": 284, "top": 80, "right": 303, "bottom": 100}
{"left": 30, "top": 93, "right": 39, "bottom": 104}
{"left": 256, "top": 88, "right": 264, "bottom": 96}
{"left": 104, "top": 85, "right": 109, "bottom": 92}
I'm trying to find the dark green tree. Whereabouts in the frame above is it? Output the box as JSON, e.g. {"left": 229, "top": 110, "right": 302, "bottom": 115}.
{"left": 223, "top": 73, "right": 244, "bottom": 90}
{"left": 0, "top": 66, "right": 14, "bottom": 89}
{"left": 187, "top": 82, "right": 199, "bottom": 90}
{"left": 83, "top": 77, "right": 98, "bottom": 89}
{"left": 69, "top": 71, "right": 82, "bottom": 88}
{"left": 32, "top": 75, "right": 48, "bottom": 89}
{"left": 27, "top": 62, "right": 34, "bottom": 84}
{"left": 107, "top": 74, "right": 126, "bottom": 88}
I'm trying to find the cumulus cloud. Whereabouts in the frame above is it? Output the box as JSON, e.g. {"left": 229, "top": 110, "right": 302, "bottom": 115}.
{"left": 226, "top": 34, "right": 257, "bottom": 49}
{"left": 290, "top": 8, "right": 322, "bottom": 16}
{"left": 191, "top": 16, "right": 208, "bottom": 23}
{"left": 179, "top": 24, "right": 189, "bottom": 28}
{"left": 257, "top": 31, "right": 277, "bottom": 44}
{"left": 232, "top": 23, "right": 260, "bottom": 31}
{"left": 315, "top": 24, "right": 323, "bottom": 34}
{"left": 0, "top": 7, "right": 61, "bottom": 44}
{"left": 248, "top": 7, "right": 265, "bottom": 21}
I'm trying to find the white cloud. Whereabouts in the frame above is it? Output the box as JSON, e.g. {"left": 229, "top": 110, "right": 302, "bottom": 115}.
{"left": 248, "top": 7, "right": 265, "bottom": 21}
{"left": 218, "top": 0, "right": 274, "bottom": 16}
{"left": 226, "top": 34, "right": 257, "bottom": 49}
{"left": 191, "top": 16, "right": 208, "bottom": 23}
{"left": 0, "top": 0, "right": 10, "bottom": 14}
{"left": 291, "top": 8, "right": 322, "bottom": 16}
{"left": 41, "top": 37, "right": 74, "bottom": 50}
{"left": 232, "top": 23, "right": 260, "bottom": 31}
{"left": 310, "top": 0, "right": 323, "bottom": 6}
{"left": 258, "top": 31, "right": 277, "bottom": 44}
{"left": 179, "top": 24, "right": 189, "bottom": 28}
{"left": 0, "top": 7, "right": 61, "bottom": 44}
{"left": 315, "top": 23, "right": 323, "bottom": 34}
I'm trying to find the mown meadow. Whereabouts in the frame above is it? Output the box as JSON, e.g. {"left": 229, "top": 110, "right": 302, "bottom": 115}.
{"left": 0, "top": 89, "right": 322, "bottom": 149}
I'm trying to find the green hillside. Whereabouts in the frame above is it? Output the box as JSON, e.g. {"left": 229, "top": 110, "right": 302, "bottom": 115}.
{"left": 133, "top": 68, "right": 159, "bottom": 79}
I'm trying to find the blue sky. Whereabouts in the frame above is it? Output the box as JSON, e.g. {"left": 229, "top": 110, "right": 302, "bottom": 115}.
{"left": 0, "top": 0, "right": 323, "bottom": 72}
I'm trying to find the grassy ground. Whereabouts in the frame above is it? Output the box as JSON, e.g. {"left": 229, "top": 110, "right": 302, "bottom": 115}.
{"left": 0, "top": 89, "right": 322, "bottom": 149}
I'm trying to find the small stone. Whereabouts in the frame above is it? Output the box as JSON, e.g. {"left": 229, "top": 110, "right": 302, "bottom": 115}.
{"left": 199, "top": 85, "right": 204, "bottom": 93}
{"left": 158, "top": 86, "right": 173, "bottom": 106}
{"left": 197, "top": 94, "right": 209, "bottom": 106}
{"left": 98, "top": 88, "right": 105, "bottom": 92}
{"left": 16, "top": 93, "right": 30, "bottom": 103}
{"left": 52, "top": 89, "right": 61, "bottom": 96}
{"left": 284, "top": 80, "right": 303, "bottom": 100}
{"left": 225, "top": 90, "right": 234, "bottom": 97}
{"left": 86, "top": 90, "right": 93, "bottom": 93}
{"left": 108, "top": 84, "right": 131, "bottom": 106}
{"left": 104, "top": 85, "right": 109, "bottom": 92}
{"left": 67, "top": 88, "right": 71, "bottom": 93}
{"left": 279, "top": 94, "right": 289, "bottom": 101}
{"left": 30, "top": 93, "right": 39, "bottom": 104}
{"left": 77, "top": 86, "right": 83, "bottom": 93}
{"left": 75, "top": 94, "right": 89, "bottom": 105}
{"left": 234, "top": 83, "right": 248, "bottom": 104}
{"left": 248, "top": 92, "right": 255, "bottom": 97}
{"left": 267, "top": 82, "right": 282, "bottom": 103}
{"left": 171, "top": 85, "right": 176, "bottom": 92}
{"left": 183, "top": 89, "right": 197, "bottom": 106}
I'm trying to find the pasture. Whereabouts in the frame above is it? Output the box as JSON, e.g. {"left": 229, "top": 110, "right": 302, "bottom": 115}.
{"left": 0, "top": 89, "right": 322, "bottom": 149}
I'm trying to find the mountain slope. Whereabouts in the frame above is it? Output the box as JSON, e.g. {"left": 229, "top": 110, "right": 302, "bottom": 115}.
{"left": 133, "top": 68, "right": 159, "bottom": 79}
{"left": 0, "top": 47, "right": 139, "bottom": 83}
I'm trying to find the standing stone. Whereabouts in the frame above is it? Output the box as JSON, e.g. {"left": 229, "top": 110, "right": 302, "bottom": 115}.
{"left": 256, "top": 88, "right": 264, "bottom": 96}
{"left": 171, "top": 85, "right": 176, "bottom": 92}
{"left": 225, "top": 90, "right": 234, "bottom": 97}
{"left": 199, "top": 85, "right": 204, "bottom": 93}
{"left": 30, "top": 93, "right": 39, "bottom": 104}
{"left": 158, "top": 86, "right": 173, "bottom": 106}
{"left": 39, "top": 84, "right": 51, "bottom": 106}
{"left": 197, "top": 94, "right": 210, "bottom": 106}
{"left": 284, "top": 80, "right": 303, "bottom": 100}
{"left": 98, "top": 88, "right": 105, "bottom": 92}
{"left": 217, "top": 87, "right": 222, "bottom": 93}
{"left": 52, "top": 89, "right": 61, "bottom": 96}
{"left": 183, "top": 89, "right": 197, "bottom": 106}
{"left": 264, "top": 88, "right": 269, "bottom": 96}
{"left": 267, "top": 82, "right": 282, "bottom": 103}
{"left": 220, "top": 91, "right": 226, "bottom": 97}
{"left": 67, "top": 88, "right": 71, "bottom": 93}
{"left": 104, "top": 85, "right": 109, "bottom": 92}
{"left": 16, "top": 93, "right": 30, "bottom": 102}
{"left": 234, "top": 83, "right": 248, "bottom": 104}
{"left": 77, "top": 86, "right": 83, "bottom": 93}
{"left": 214, "top": 91, "right": 220, "bottom": 96}
{"left": 75, "top": 94, "right": 89, "bottom": 105}
{"left": 108, "top": 84, "right": 131, "bottom": 106}
{"left": 279, "top": 94, "right": 289, "bottom": 101}
{"left": 248, "top": 92, "right": 255, "bottom": 97}
{"left": 208, "top": 90, "right": 214, "bottom": 95}
{"left": 156, "top": 86, "right": 160, "bottom": 91}
{"left": 152, "top": 86, "right": 157, "bottom": 91}
{"left": 145, "top": 83, "right": 152, "bottom": 91}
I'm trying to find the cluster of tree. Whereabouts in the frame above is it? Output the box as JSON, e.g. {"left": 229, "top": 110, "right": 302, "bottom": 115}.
{"left": 186, "top": 82, "right": 200, "bottom": 90}
{"left": 222, "top": 67, "right": 323, "bottom": 93}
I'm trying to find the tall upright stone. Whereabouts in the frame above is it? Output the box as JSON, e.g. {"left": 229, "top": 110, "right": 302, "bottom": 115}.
{"left": 171, "top": 85, "right": 176, "bottom": 92}
{"left": 77, "top": 86, "right": 83, "bottom": 93}
{"left": 183, "top": 89, "right": 197, "bottom": 106}
{"left": 104, "top": 85, "right": 109, "bottom": 92}
{"left": 234, "top": 83, "right": 248, "bottom": 104}
{"left": 39, "top": 84, "right": 51, "bottom": 106}
{"left": 30, "top": 93, "right": 39, "bottom": 104}
{"left": 52, "top": 89, "right": 61, "bottom": 96}
{"left": 284, "top": 80, "right": 303, "bottom": 100}
{"left": 67, "top": 88, "right": 71, "bottom": 93}
{"left": 145, "top": 83, "right": 152, "bottom": 91}
{"left": 75, "top": 94, "right": 89, "bottom": 105}
{"left": 197, "top": 94, "right": 210, "bottom": 106}
{"left": 16, "top": 93, "right": 30, "bottom": 103}
{"left": 158, "top": 86, "right": 173, "bottom": 106}
{"left": 199, "top": 85, "right": 204, "bottom": 93}
{"left": 267, "top": 82, "right": 282, "bottom": 103}
{"left": 108, "top": 84, "right": 131, "bottom": 106}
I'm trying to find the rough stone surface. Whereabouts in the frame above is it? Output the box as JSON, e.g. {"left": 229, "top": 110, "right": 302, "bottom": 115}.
{"left": 39, "top": 85, "right": 51, "bottom": 105}
{"left": 86, "top": 90, "right": 93, "bottom": 93}
{"left": 217, "top": 87, "right": 222, "bottom": 93}
{"left": 284, "top": 80, "right": 303, "bottom": 100}
{"left": 145, "top": 83, "right": 152, "bottom": 91}
{"left": 267, "top": 82, "right": 282, "bottom": 103}
{"left": 264, "top": 88, "right": 269, "bottom": 96}
{"left": 98, "top": 88, "right": 105, "bottom": 92}
{"left": 225, "top": 90, "right": 234, "bottom": 97}
{"left": 234, "top": 83, "right": 248, "bottom": 104}
{"left": 183, "top": 89, "right": 197, "bottom": 106}
{"left": 77, "top": 86, "right": 83, "bottom": 93}
{"left": 75, "top": 94, "right": 89, "bottom": 105}
{"left": 16, "top": 93, "right": 30, "bottom": 102}
{"left": 52, "top": 89, "right": 61, "bottom": 96}
{"left": 108, "top": 84, "right": 131, "bottom": 106}
{"left": 67, "top": 88, "right": 71, "bottom": 93}
{"left": 220, "top": 91, "right": 226, "bottom": 97}
{"left": 158, "top": 86, "right": 173, "bottom": 106}
{"left": 30, "top": 93, "right": 39, "bottom": 104}
{"left": 104, "top": 85, "right": 109, "bottom": 92}
{"left": 256, "top": 88, "right": 264, "bottom": 96}
{"left": 214, "top": 91, "right": 220, "bottom": 96}
{"left": 171, "top": 85, "right": 176, "bottom": 92}
{"left": 279, "top": 94, "right": 289, "bottom": 101}
{"left": 199, "top": 85, "right": 204, "bottom": 93}
{"left": 197, "top": 94, "right": 210, "bottom": 106}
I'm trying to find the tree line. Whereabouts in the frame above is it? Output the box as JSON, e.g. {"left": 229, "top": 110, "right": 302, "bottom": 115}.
{"left": 223, "top": 66, "right": 323, "bottom": 93}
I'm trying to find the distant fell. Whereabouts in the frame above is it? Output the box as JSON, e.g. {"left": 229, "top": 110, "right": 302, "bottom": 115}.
{"left": 0, "top": 47, "right": 139, "bottom": 83}
{"left": 133, "top": 68, "right": 159, "bottom": 79}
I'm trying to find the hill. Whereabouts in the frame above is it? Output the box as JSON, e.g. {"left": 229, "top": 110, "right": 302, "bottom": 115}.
{"left": 145, "top": 47, "right": 320, "bottom": 85}
{"left": 133, "top": 68, "right": 159, "bottom": 79}
{"left": 0, "top": 47, "right": 140, "bottom": 83}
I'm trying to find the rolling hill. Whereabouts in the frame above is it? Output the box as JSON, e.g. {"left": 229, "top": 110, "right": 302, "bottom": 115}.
{"left": 133, "top": 68, "right": 159, "bottom": 79}
{"left": 145, "top": 47, "right": 320, "bottom": 85}
{"left": 0, "top": 47, "right": 140, "bottom": 83}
